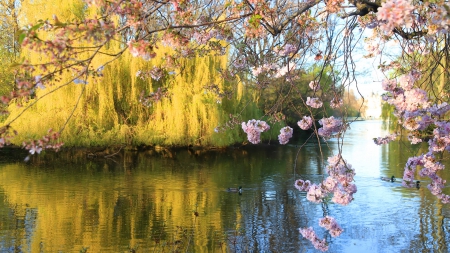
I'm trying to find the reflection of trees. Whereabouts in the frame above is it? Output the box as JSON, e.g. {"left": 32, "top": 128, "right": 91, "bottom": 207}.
{"left": 381, "top": 139, "right": 450, "bottom": 252}
{"left": 403, "top": 200, "right": 449, "bottom": 252}
{"left": 7, "top": 142, "right": 449, "bottom": 252}
{"left": 236, "top": 184, "right": 305, "bottom": 252}
{"left": 0, "top": 146, "right": 315, "bottom": 252}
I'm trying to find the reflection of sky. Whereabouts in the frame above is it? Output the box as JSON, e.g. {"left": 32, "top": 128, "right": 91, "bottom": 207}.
{"left": 237, "top": 121, "right": 449, "bottom": 252}
{"left": 341, "top": 120, "right": 391, "bottom": 178}
{"left": 322, "top": 121, "right": 450, "bottom": 253}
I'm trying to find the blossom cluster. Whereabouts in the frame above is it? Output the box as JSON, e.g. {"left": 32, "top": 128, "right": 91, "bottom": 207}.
{"left": 306, "top": 97, "right": 323, "bottom": 108}
{"left": 277, "top": 43, "right": 297, "bottom": 56}
{"left": 309, "top": 80, "right": 320, "bottom": 91}
{"left": 318, "top": 116, "right": 344, "bottom": 138}
{"left": 297, "top": 116, "right": 313, "bottom": 130}
{"left": 319, "top": 216, "right": 344, "bottom": 237}
{"left": 379, "top": 69, "right": 450, "bottom": 203}
{"left": 251, "top": 63, "right": 278, "bottom": 76}
{"left": 402, "top": 153, "right": 450, "bottom": 203}
{"left": 127, "top": 40, "right": 157, "bottom": 61}
{"left": 330, "top": 97, "right": 343, "bottom": 109}
{"left": 22, "top": 129, "right": 64, "bottom": 155}
{"left": 299, "top": 227, "right": 329, "bottom": 252}
{"left": 295, "top": 155, "right": 355, "bottom": 251}
{"left": 294, "top": 179, "right": 311, "bottom": 191}
{"left": 138, "top": 88, "right": 169, "bottom": 107}
{"left": 136, "top": 67, "right": 165, "bottom": 81}
{"left": 377, "top": 0, "right": 415, "bottom": 34}
{"left": 325, "top": 0, "right": 344, "bottom": 13}
{"left": 241, "top": 119, "right": 270, "bottom": 144}
{"left": 294, "top": 155, "right": 357, "bottom": 206}
{"left": 278, "top": 126, "right": 293, "bottom": 145}
{"left": 373, "top": 133, "right": 398, "bottom": 145}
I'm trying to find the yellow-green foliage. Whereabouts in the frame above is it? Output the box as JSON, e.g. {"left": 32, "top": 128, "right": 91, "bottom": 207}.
{"left": 5, "top": 0, "right": 277, "bottom": 147}
{"left": 7, "top": 46, "right": 271, "bottom": 147}
{"left": 19, "top": 0, "right": 87, "bottom": 24}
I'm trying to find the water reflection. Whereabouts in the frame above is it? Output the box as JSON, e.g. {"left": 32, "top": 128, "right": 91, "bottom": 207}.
{"left": 0, "top": 121, "right": 449, "bottom": 252}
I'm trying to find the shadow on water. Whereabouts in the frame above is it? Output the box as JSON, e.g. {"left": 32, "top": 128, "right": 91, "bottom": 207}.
{"left": 0, "top": 121, "right": 449, "bottom": 252}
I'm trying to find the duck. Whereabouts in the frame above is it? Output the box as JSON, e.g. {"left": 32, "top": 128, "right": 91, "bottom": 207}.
{"left": 416, "top": 180, "right": 420, "bottom": 189}
{"left": 227, "top": 186, "right": 242, "bottom": 194}
{"left": 381, "top": 175, "right": 396, "bottom": 182}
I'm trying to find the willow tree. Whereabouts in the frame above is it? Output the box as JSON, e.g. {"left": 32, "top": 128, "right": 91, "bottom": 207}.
{"left": 4, "top": 0, "right": 275, "bottom": 147}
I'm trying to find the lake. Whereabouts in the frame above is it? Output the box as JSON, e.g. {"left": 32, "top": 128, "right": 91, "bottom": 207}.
{"left": 0, "top": 120, "right": 449, "bottom": 252}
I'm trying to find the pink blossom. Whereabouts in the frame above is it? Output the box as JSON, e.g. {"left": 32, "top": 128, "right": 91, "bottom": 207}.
{"left": 330, "top": 97, "right": 343, "bottom": 109}
{"left": 127, "top": 40, "right": 156, "bottom": 61}
{"left": 377, "top": 0, "right": 415, "bottom": 34}
{"left": 251, "top": 63, "right": 277, "bottom": 76}
{"left": 29, "top": 145, "right": 42, "bottom": 155}
{"left": 294, "top": 179, "right": 311, "bottom": 191}
{"left": 402, "top": 156, "right": 423, "bottom": 187}
{"left": 193, "top": 31, "right": 212, "bottom": 45}
{"left": 241, "top": 119, "right": 270, "bottom": 144}
{"left": 306, "top": 97, "right": 323, "bottom": 108}
{"left": 407, "top": 134, "right": 422, "bottom": 144}
{"left": 398, "top": 72, "right": 419, "bottom": 91}
{"left": 150, "top": 67, "right": 164, "bottom": 81}
{"left": 309, "top": 80, "right": 320, "bottom": 91}
{"left": 403, "top": 117, "right": 420, "bottom": 131}
{"left": 298, "top": 116, "right": 313, "bottom": 130}
{"left": 299, "top": 227, "right": 329, "bottom": 252}
{"left": 381, "top": 79, "right": 397, "bottom": 91}
{"left": 306, "top": 184, "right": 326, "bottom": 203}
{"left": 278, "top": 126, "right": 293, "bottom": 144}
{"left": 278, "top": 43, "right": 297, "bottom": 56}
{"left": 403, "top": 88, "right": 430, "bottom": 112}
{"left": 327, "top": 157, "right": 355, "bottom": 186}
{"left": 343, "top": 183, "right": 357, "bottom": 194}
{"left": 373, "top": 133, "right": 397, "bottom": 145}
{"left": 318, "top": 116, "right": 343, "bottom": 138}
{"left": 319, "top": 216, "right": 343, "bottom": 237}
{"left": 275, "top": 64, "right": 295, "bottom": 78}
{"left": 323, "top": 177, "right": 337, "bottom": 192}
{"left": 331, "top": 189, "right": 353, "bottom": 206}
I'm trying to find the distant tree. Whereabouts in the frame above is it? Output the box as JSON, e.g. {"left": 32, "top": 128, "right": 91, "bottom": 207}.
{"left": 0, "top": 0, "right": 22, "bottom": 104}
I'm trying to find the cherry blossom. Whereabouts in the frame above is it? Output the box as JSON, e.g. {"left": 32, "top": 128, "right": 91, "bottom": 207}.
{"left": 309, "top": 80, "right": 320, "bottom": 91}
{"left": 297, "top": 116, "right": 313, "bottom": 130}
{"left": 319, "top": 216, "right": 343, "bottom": 237}
{"left": 318, "top": 116, "right": 343, "bottom": 138}
{"left": 306, "top": 97, "right": 323, "bottom": 108}
{"left": 373, "top": 133, "right": 398, "bottom": 145}
{"left": 294, "top": 179, "right": 311, "bottom": 191}
{"left": 241, "top": 119, "right": 270, "bottom": 144}
{"left": 377, "top": 0, "right": 415, "bottom": 34}
{"left": 299, "top": 227, "right": 329, "bottom": 252}
{"left": 278, "top": 126, "right": 293, "bottom": 145}
{"left": 330, "top": 97, "right": 343, "bottom": 109}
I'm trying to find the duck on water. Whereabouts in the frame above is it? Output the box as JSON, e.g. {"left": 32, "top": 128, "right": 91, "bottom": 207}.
{"left": 381, "top": 176, "right": 396, "bottom": 182}
{"left": 381, "top": 176, "right": 421, "bottom": 188}
{"left": 227, "top": 186, "right": 242, "bottom": 194}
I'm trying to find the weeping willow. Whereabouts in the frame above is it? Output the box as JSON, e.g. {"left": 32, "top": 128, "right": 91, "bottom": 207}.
{"left": 5, "top": 0, "right": 275, "bottom": 147}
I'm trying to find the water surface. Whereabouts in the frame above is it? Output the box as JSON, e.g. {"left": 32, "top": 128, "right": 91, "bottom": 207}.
{"left": 0, "top": 121, "right": 449, "bottom": 252}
